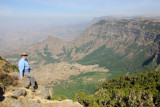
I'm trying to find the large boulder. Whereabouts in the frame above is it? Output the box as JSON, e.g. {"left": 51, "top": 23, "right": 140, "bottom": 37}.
{"left": 36, "top": 86, "right": 51, "bottom": 99}
{"left": 9, "top": 88, "right": 27, "bottom": 99}
{"left": 19, "top": 76, "right": 31, "bottom": 88}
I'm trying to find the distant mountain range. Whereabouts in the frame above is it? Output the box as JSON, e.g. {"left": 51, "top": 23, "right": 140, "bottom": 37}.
{"left": 1, "top": 15, "right": 160, "bottom": 52}
{"left": 4, "top": 17, "right": 160, "bottom": 75}
{"left": 0, "top": 23, "right": 87, "bottom": 52}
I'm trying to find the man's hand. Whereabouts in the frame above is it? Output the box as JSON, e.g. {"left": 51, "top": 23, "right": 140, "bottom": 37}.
{"left": 20, "top": 77, "right": 24, "bottom": 80}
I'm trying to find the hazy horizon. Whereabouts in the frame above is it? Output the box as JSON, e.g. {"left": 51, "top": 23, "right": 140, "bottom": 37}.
{"left": 0, "top": 0, "right": 160, "bottom": 31}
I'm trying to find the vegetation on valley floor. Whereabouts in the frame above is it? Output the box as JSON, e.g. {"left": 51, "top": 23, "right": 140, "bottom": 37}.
{"left": 52, "top": 72, "right": 111, "bottom": 99}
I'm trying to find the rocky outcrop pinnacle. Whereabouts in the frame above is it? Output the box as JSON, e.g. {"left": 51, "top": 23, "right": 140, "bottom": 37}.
{"left": 1, "top": 86, "right": 83, "bottom": 107}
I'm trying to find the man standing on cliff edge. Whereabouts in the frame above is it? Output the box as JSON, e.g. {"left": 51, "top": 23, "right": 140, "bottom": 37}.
{"left": 18, "top": 52, "right": 36, "bottom": 91}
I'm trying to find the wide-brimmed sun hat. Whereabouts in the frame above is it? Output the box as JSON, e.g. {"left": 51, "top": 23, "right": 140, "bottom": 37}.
{"left": 21, "top": 52, "right": 28, "bottom": 56}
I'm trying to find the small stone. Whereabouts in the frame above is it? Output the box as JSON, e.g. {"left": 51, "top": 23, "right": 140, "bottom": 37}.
{"left": 11, "top": 101, "right": 22, "bottom": 107}
{"left": 29, "top": 103, "right": 41, "bottom": 107}
{"left": 37, "top": 99, "right": 41, "bottom": 103}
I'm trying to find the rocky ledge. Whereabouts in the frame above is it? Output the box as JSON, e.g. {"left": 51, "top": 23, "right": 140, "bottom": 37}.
{"left": 0, "top": 75, "right": 83, "bottom": 107}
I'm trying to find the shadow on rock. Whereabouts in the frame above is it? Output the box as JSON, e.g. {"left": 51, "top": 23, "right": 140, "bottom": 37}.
{"left": 35, "top": 81, "right": 38, "bottom": 90}
{"left": 0, "top": 85, "right": 5, "bottom": 101}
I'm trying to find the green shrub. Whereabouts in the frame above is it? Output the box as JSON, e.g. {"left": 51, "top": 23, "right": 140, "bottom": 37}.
{"left": 11, "top": 64, "right": 19, "bottom": 72}
{"left": 74, "top": 92, "right": 97, "bottom": 107}
{"left": 0, "top": 72, "right": 18, "bottom": 86}
{"left": 0, "top": 56, "right": 2, "bottom": 60}
{"left": 3, "top": 67, "right": 9, "bottom": 73}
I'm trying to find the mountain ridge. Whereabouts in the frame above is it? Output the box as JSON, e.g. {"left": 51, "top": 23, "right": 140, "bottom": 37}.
{"left": 5, "top": 18, "right": 160, "bottom": 73}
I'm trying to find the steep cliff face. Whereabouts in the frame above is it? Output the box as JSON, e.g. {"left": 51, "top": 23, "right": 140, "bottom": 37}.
{"left": 70, "top": 18, "right": 160, "bottom": 60}
{"left": 68, "top": 18, "right": 160, "bottom": 72}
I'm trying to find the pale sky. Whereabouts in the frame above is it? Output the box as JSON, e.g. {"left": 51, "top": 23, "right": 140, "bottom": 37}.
{"left": 0, "top": 0, "right": 160, "bottom": 29}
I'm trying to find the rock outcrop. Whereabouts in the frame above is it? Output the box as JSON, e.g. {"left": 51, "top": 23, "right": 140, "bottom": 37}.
{"left": 0, "top": 84, "right": 83, "bottom": 107}
{"left": 0, "top": 72, "right": 82, "bottom": 107}
{"left": 9, "top": 88, "right": 27, "bottom": 99}
{"left": 19, "top": 76, "right": 31, "bottom": 88}
{"left": 36, "top": 86, "right": 51, "bottom": 99}
{"left": 0, "top": 86, "right": 83, "bottom": 107}
{"left": 0, "top": 55, "right": 83, "bottom": 107}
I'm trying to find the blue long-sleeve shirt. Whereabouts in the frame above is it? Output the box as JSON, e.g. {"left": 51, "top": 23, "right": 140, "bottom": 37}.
{"left": 18, "top": 58, "right": 31, "bottom": 78}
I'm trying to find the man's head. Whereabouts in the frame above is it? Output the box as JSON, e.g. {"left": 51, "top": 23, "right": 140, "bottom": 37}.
{"left": 21, "top": 52, "right": 28, "bottom": 59}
